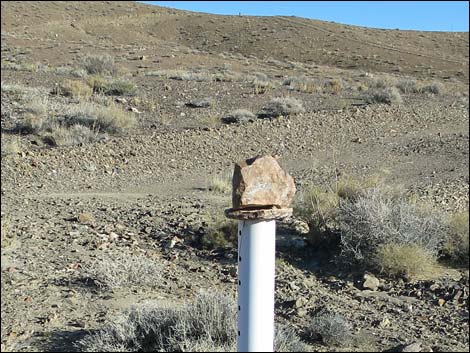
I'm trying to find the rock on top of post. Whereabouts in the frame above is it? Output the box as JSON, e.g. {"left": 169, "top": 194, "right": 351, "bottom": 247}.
{"left": 232, "top": 155, "right": 296, "bottom": 210}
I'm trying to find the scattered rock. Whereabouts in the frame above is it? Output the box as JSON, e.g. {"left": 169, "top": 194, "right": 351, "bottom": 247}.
{"left": 128, "top": 107, "right": 142, "bottom": 114}
{"left": 400, "top": 342, "right": 422, "bottom": 352}
{"left": 363, "top": 274, "right": 380, "bottom": 291}
{"left": 232, "top": 155, "right": 296, "bottom": 209}
{"left": 351, "top": 137, "right": 363, "bottom": 143}
{"left": 379, "top": 317, "right": 390, "bottom": 328}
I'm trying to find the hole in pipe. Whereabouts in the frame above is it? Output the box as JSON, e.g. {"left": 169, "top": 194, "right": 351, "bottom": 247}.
{"left": 239, "top": 230, "right": 241, "bottom": 235}
{"left": 238, "top": 305, "right": 241, "bottom": 311}
{"left": 238, "top": 280, "right": 241, "bottom": 286}
{"left": 239, "top": 256, "right": 241, "bottom": 261}
{"left": 238, "top": 331, "right": 241, "bottom": 336}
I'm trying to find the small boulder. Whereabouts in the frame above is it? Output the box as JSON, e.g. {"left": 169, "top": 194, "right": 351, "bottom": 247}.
{"left": 400, "top": 342, "right": 422, "bottom": 352}
{"left": 232, "top": 155, "right": 295, "bottom": 209}
{"left": 363, "top": 274, "right": 380, "bottom": 291}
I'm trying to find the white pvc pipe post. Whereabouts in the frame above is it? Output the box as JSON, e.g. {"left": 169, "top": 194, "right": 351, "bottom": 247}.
{"left": 237, "top": 219, "right": 276, "bottom": 352}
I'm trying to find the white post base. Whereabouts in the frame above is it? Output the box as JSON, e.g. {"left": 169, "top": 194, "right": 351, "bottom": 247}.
{"left": 237, "top": 219, "right": 276, "bottom": 352}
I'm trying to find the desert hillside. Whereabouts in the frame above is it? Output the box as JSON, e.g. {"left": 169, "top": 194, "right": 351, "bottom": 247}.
{"left": 1, "top": 1, "right": 469, "bottom": 352}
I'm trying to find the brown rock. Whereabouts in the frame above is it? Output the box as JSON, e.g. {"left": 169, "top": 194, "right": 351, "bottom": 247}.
{"left": 232, "top": 155, "right": 295, "bottom": 209}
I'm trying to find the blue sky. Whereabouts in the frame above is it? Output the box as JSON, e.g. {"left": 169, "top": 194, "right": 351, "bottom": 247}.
{"left": 139, "top": 1, "right": 469, "bottom": 32}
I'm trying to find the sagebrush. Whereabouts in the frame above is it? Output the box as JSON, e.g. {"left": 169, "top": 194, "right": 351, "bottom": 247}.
{"left": 77, "top": 292, "right": 306, "bottom": 352}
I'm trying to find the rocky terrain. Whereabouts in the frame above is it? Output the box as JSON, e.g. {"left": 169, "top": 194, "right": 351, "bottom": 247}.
{"left": 1, "top": 1, "right": 469, "bottom": 352}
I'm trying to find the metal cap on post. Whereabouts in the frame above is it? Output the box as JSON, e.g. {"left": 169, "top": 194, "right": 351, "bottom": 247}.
{"left": 225, "top": 155, "right": 296, "bottom": 352}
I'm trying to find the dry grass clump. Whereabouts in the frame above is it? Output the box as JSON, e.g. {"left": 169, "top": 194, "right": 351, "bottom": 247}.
{"left": 24, "top": 97, "right": 48, "bottom": 117}
{"left": 1, "top": 82, "right": 31, "bottom": 100}
{"left": 336, "top": 175, "right": 384, "bottom": 201}
{"left": 15, "top": 98, "right": 48, "bottom": 134}
{"left": 420, "top": 81, "right": 444, "bottom": 95}
{"left": 363, "top": 87, "right": 402, "bottom": 105}
{"left": 1, "top": 137, "right": 22, "bottom": 157}
{"left": 252, "top": 78, "right": 276, "bottom": 94}
{"left": 294, "top": 175, "right": 386, "bottom": 247}
{"left": 275, "top": 325, "right": 308, "bottom": 352}
{"left": 19, "top": 113, "right": 45, "bottom": 134}
{"left": 145, "top": 70, "right": 213, "bottom": 82}
{"left": 87, "top": 75, "right": 110, "bottom": 93}
{"left": 443, "top": 212, "right": 469, "bottom": 267}
{"left": 54, "top": 66, "right": 88, "bottom": 78}
{"left": 376, "top": 243, "right": 440, "bottom": 279}
{"left": 103, "top": 79, "right": 138, "bottom": 96}
{"left": 323, "top": 79, "right": 343, "bottom": 94}
{"left": 283, "top": 76, "right": 317, "bottom": 93}
{"left": 396, "top": 79, "right": 419, "bottom": 94}
{"left": 81, "top": 54, "right": 117, "bottom": 76}
{"left": 295, "top": 174, "right": 448, "bottom": 278}
{"left": 84, "top": 253, "right": 162, "bottom": 290}
{"left": 307, "top": 311, "right": 352, "bottom": 347}
{"left": 258, "top": 97, "right": 305, "bottom": 118}
{"left": 42, "top": 124, "right": 102, "bottom": 147}
{"left": 86, "top": 76, "right": 137, "bottom": 96}
{"left": 54, "top": 80, "right": 93, "bottom": 99}
{"left": 368, "top": 75, "right": 398, "bottom": 89}
{"left": 294, "top": 185, "right": 340, "bottom": 247}
{"left": 1, "top": 60, "right": 37, "bottom": 72}
{"left": 77, "top": 292, "right": 306, "bottom": 352}
{"left": 1, "top": 217, "right": 15, "bottom": 248}
{"left": 208, "top": 175, "right": 231, "bottom": 194}
{"left": 77, "top": 292, "right": 236, "bottom": 352}
{"left": 221, "top": 109, "right": 255, "bottom": 124}
{"left": 201, "top": 215, "right": 238, "bottom": 250}
{"left": 337, "top": 188, "right": 446, "bottom": 275}
{"left": 62, "top": 102, "right": 135, "bottom": 134}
